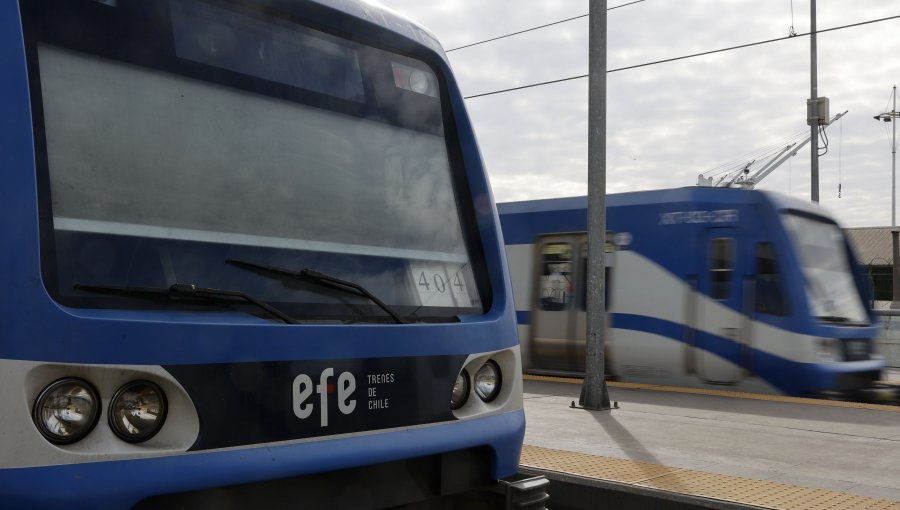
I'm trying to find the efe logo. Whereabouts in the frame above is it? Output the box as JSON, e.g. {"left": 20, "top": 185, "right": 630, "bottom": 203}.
{"left": 292, "top": 368, "right": 356, "bottom": 426}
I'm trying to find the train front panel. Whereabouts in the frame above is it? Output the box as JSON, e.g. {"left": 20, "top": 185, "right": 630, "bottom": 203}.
{"left": 0, "top": 1, "right": 524, "bottom": 508}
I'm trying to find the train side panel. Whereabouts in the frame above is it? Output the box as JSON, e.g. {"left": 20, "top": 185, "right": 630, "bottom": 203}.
{"left": 499, "top": 188, "right": 884, "bottom": 398}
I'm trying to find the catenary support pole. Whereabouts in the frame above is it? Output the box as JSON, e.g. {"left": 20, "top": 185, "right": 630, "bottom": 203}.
{"left": 892, "top": 231, "right": 900, "bottom": 308}
{"left": 875, "top": 86, "right": 897, "bottom": 225}
{"left": 810, "top": 0, "right": 819, "bottom": 203}
{"left": 580, "top": 0, "right": 612, "bottom": 411}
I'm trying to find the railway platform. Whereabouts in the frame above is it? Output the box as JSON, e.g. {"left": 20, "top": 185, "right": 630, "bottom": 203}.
{"left": 521, "top": 376, "right": 900, "bottom": 509}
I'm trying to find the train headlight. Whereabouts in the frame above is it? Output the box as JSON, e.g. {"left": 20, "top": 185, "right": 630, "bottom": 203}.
{"left": 32, "top": 378, "right": 101, "bottom": 444}
{"left": 391, "top": 61, "right": 438, "bottom": 97}
{"left": 109, "top": 381, "right": 167, "bottom": 442}
{"left": 450, "top": 370, "right": 470, "bottom": 410}
{"left": 408, "top": 70, "right": 431, "bottom": 94}
{"left": 474, "top": 360, "right": 502, "bottom": 402}
{"left": 815, "top": 338, "right": 841, "bottom": 362}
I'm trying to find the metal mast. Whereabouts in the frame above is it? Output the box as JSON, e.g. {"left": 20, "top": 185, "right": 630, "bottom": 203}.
{"left": 809, "top": 0, "right": 819, "bottom": 203}
{"left": 581, "top": 0, "right": 611, "bottom": 411}
{"left": 875, "top": 86, "right": 898, "bottom": 226}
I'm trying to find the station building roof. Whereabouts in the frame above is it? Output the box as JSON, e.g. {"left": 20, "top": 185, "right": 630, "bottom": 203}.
{"left": 845, "top": 227, "right": 897, "bottom": 266}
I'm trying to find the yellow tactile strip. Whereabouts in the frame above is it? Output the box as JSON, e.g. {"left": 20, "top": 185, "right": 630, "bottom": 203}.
{"left": 521, "top": 445, "right": 900, "bottom": 510}
{"left": 523, "top": 374, "right": 900, "bottom": 412}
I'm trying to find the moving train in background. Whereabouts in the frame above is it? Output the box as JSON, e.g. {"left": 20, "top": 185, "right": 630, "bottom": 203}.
{"left": 1, "top": 1, "right": 537, "bottom": 508}
{"left": 499, "top": 187, "right": 893, "bottom": 400}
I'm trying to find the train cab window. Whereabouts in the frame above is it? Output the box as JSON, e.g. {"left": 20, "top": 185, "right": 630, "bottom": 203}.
{"left": 539, "top": 243, "right": 573, "bottom": 311}
{"left": 22, "top": 0, "right": 489, "bottom": 321}
{"left": 782, "top": 213, "right": 869, "bottom": 324}
{"left": 710, "top": 238, "right": 733, "bottom": 300}
{"left": 755, "top": 243, "right": 787, "bottom": 315}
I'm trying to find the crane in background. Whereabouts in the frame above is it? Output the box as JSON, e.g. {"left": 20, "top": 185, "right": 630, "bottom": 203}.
{"left": 697, "top": 111, "right": 847, "bottom": 189}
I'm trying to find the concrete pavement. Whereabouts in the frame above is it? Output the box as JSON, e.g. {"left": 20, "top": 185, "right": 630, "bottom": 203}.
{"left": 523, "top": 378, "right": 900, "bottom": 502}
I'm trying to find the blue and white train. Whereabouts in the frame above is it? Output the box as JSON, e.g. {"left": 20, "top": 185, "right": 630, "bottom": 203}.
{"left": 499, "top": 187, "right": 887, "bottom": 399}
{"left": 1, "top": 1, "right": 533, "bottom": 508}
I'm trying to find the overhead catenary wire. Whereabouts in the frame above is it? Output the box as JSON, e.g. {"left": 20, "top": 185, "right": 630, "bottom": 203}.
{"left": 698, "top": 127, "right": 815, "bottom": 185}
{"left": 703, "top": 134, "right": 806, "bottom": 176}
{"left": 700, "top": 127, "right": 811, "bottom": 180}
{"left": 463, "top": 14, "right": 900, "bottom": 100}
{"left": 445, "top": 0, "right": 646, "bottom": 53}
{"left": 696, "top": 111, "right": 848, "bottom": 187}
{"left": 447, "top": 13, "right": 587, "bottom": 53}
{"left": 701, "top": 128, "right": 807, "bottom": 178}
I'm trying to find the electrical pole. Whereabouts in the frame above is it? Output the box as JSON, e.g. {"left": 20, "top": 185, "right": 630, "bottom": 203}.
{"left": 874, "top": 86, "right": 898, "bottom": 226}
{"left": 580, "top": 0, "right": 612, "bottom": 411}
{"left": 875, "top": 87, "right": 898, "bottom": 303}
{"left": 891, "top": 85, "right": 898, "bottom": 227}
{"left": 809, "top": 0, "right": 819, "bottom": 203}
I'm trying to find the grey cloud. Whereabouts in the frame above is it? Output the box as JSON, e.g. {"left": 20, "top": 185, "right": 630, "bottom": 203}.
{"left": 381, "top": 0, "right": 900, "bottom": 226}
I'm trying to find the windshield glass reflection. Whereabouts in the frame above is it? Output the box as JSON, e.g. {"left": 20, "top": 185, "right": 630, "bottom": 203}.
{"left": 782, "top": 213, "right": 868, "bottom": 324}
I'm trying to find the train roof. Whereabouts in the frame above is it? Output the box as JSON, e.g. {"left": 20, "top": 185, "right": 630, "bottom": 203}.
{"left": 496, "top": 187, "right": 844, "bottom": 245}
{"left": 311, "top": 0, "right": 445, "bottom": 57}
{"left": 497, "top": 187, "right": 837, "bottom": 222}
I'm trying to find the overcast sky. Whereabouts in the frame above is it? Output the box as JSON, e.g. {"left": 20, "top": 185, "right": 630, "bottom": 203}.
{"left": 377, "top": 0, "right": 900, "bottom": 228}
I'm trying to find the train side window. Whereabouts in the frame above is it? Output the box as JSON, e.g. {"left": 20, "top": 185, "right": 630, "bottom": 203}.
{"left": 539, "top": 243, "right": 573, "bottom": 311}
{"left": 710, "top": 237, "right": 733, "bottom": 300}
{"left": 755, "top": 243, "right": 787, "bottom": 315}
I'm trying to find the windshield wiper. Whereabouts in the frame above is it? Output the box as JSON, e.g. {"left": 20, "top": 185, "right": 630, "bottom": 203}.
{"left": 226, "top": 258, "right": 407, "bottom": 324}
{"left": 74, "top": 282, "right": 296, "bottom": 324}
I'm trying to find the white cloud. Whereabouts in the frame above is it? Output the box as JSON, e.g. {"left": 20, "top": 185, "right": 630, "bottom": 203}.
{"left": 381, "top": 0, "right": 900, "bottom": 227}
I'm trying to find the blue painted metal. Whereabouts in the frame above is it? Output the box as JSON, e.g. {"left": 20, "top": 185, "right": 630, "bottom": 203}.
{"left": 1, "top": 410, "right": 525, "bottom": 510}
{"left": 0, "top": 0, "right": 524, "bottom": 505}
{"left": 498, "top": 187, "right": 883, "bottom": 396}
{"left": 611, "top": 313, "right": 883, "bottom": 395}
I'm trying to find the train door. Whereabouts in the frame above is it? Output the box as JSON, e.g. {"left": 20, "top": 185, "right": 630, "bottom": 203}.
{"left": 696, "top": 228, "right": 742, "bottom": 384}
{"left": 530, "top": 235, "right": 585, "bottom": 372}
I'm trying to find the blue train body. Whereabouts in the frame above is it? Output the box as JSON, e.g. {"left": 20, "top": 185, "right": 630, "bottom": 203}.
{"left": 1, "top": 1, "right": 524, "bottom": 508}
{"left": 499, "top": 187, "right": 884, "bottom": 398}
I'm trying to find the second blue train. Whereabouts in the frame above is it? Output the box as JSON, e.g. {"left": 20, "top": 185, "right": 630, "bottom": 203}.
{"left": 499, "top": 187, "right": 891, "bottom": 399}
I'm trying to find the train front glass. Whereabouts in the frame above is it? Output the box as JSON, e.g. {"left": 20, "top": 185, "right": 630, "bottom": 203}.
{"left": 26, "top": 0, "right": 487, "bottom": 322}
{"left": 782, "top": 213, "right": 869, "bottom": 325}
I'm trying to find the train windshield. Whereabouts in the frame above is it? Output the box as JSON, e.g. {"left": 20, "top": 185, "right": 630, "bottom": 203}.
{"left": 25, "top": 0, "right": 486, "bottom": 320}
{"left": 781, "top": 213, "right": 868, "bottom": 324}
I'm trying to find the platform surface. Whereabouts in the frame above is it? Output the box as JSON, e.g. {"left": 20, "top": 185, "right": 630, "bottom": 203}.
{"left": 522, "top": 377, "right": 900, "bottom": 506}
